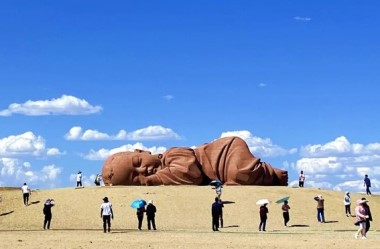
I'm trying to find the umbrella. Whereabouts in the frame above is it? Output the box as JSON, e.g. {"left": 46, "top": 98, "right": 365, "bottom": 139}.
{"left": 275, "top": 196, "right": 290, "bottom": 204}
{"left": 210, "top": 179, "right": 223, "bottom": 187}
{"left": 130, "top": 199, "right": 147, "bottom": 208}
{"left": 256, "top": 199, "right": 270, "bottom": 205}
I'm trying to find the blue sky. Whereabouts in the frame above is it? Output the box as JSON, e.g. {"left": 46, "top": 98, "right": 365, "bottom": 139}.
{"left": 1, "top": 1, "right": 379, "bottom": 193}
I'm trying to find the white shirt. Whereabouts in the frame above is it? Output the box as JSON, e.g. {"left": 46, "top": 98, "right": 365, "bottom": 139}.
{"left": 76, "top": 173, "right": 82, "bottom": 182}
{"left": 21, "top": 185, "right": 30, "bottom": 194}
{"left": 216, "top": 186, "right": 222, "bottom": 194}
{"left": 101, "top": 202, "right": 113, "bottom": 215}
{"left": 343, "top": 195, "right": 351, "bottom": 205}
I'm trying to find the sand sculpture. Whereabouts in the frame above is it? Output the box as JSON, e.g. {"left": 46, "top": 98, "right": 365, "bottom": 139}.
{"left": 102, "top": 136, "right": 288, "bottom": 186}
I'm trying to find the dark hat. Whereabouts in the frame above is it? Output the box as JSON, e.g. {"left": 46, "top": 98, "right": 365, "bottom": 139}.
{"left": 103, "top": 197, "right": 109, "bottom": 202}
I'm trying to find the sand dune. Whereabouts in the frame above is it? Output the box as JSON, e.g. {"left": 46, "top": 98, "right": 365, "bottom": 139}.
{"left": 0, "top": 186, "right": 379, "bottom": 248}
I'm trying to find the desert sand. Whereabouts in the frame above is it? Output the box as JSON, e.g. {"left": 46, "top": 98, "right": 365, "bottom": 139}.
{"left": 0, "top": 185, "right": 379, "bottom": 249}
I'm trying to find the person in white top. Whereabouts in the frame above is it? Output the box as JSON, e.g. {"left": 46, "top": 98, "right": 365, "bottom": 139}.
{"left": 21, "top": 183, "right": 31, "bottom": 206}
{"left": 100, "top": 197, "right": 113, "bottom": 233}
{"left": 343, "top": 192, "right": 351, "bottom": 217}
{"left": 299, "top": 170, "right": 305, "bottom": 187}
{"left": 76, "top": 171, "right": 82, "bottom": 187}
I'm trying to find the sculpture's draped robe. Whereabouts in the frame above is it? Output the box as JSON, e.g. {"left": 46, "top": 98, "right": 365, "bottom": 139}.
{"left": 146, "top": 137, "right": 280, "bottom": 185}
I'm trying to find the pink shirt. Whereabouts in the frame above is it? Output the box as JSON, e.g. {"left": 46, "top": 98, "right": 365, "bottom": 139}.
{"left": 355, "top": 205, "right": 366, "bottom": 222}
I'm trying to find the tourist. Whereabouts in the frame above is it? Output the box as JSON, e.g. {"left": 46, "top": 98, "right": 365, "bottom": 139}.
{"left": 364, "top": 174, "right": 371, "bottom": 196}
{"left": 100, "top": 197, "right": 113, "bottom": 233}
{"left": 354, "top": 199, "right": 369, "bottom": 239}
{"left": 282, "top": 200, "right": 290, "bottom": 226}
{"left": 146, "top": 200, "right": 157, "bottom": 230}
{"left": 343, "top": 192, "right": 351, "bottom": 217}
{"left": 21, "top": 183, "right": 31, "bottom": 206}
{"left": 211, "top": 197, "right": 222, "bottom": 231}
{"left": 259, "top": 203, "right": 269, "bottom": 231}
{"left": 43, "top": 198, "right": 55, "bottom": 230}
{"left": 314, "top": 195, "right": 325, "bottom": 223}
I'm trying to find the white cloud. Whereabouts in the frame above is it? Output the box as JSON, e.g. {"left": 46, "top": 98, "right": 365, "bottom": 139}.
{"left": 300, "top": 136, "right": 380, "bottom": 158}
{"left": 65, "top": 126, "right": 113, "bottom": 140}
{"left": 127, "top": 125, "right": 180, "bottom": 140}
{"left": 46, "top": 148, "right": 65, "bottom": 156}
{"left": 0, "top": 95, "right": 102, "bottom": 116}
{"left": 163, "top": 95, "right": 174, "bottom": 100}
{"left": 296, "top": 157, "right": 343, "bottom": 174}
{"left": 0, "top": 132, "right": 63, "bottom": 157}
{"left": 333, "top": 180, "right": 363, "bottom": 192}
{"left": 294, "top": 16, "right": 311, "bottom": 22}
{"left": 0, "top": 158, "right": 62, "bottom": 186}
{"left": 220, "top": 130, "right": 297, "bottom": 157}
{"left": 84, "top": 143, "right": 167, "bottom": 160}
{"left": 296, "top": 136, "right": 380, "bottom": 193}
{"left": 66, "top": 125, "right": 180, "bottom": 141}
{"left": 258, "top": 83, "right": 267, "bottom": 87}
{"left": 289, "top": 179, "right": 332, "bottom": 189}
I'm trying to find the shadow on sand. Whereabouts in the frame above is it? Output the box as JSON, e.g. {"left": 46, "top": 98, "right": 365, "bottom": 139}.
{"left": 221, "top": 201, "right": 235, "bottom": 204}
{"left": 222, "top": 225, "right": 239, "bottom": 228}
{"left": 30, "top": 201, "right": 40, "bottom": 205}
{"left": 289, "top": 224, "right": 309, "bottom": 228}
{"left": 0, "top": 211, "right": 14, "bottom": 216}
{"left": 324, "top": 221, "right": 339, "bottom": 224}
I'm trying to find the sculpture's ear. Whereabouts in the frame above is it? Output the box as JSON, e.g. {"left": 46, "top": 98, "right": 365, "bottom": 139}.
{"left": 132, "top": 155, "right": 140, "bottom": 167}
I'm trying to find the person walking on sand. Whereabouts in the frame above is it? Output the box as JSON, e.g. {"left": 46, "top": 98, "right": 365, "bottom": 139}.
{"left": 282, "top": 200, "right": 290, "bottom": 226}
{"left": 259, "top": 203, "right": 269, "bottom": 231}
{"left": 314, "top": 195, "right": 325, "bottom": 223}
{"left": 94, "top": 174, "right": 102, "bottom": 186}
{"left": 76, "top": 171, "right": 83, "bottom": 187}
{"left": 343, "top": 192, "right": 351, "bottom": 217}
{"left": 21, "top": 183, "right": 31, "bottom": 206}
{"left": 299, "top": 170, "right": 305, "bottom": 187}
{"left": 355, "top": 199, "right": 369, "bottom": 239}
{"left": 137, "top": 205, "right": 146, "bottom": 230}
{"left": 361, "top": 198, "right": 372, "bottom": 236}
{"left": 100, "top": 197, "right": 113, "bottom": 233}
{"left": 43, "top": 199, "right": 55, "bottom": 230}
{"left": 218, "top": 198, "right": 224, "bottom": 228}
{"left": 146, "top": 200, "right": 157, "bottom": 230}
{"left": 364, "top": 174, "right": 371, "bottom": 196}
{"left": 211, "top": 197, "right": 222, "bottom": 231}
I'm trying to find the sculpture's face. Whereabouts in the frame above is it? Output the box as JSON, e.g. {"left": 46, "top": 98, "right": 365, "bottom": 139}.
{"left": 131, "top": 150, "right": 162, "bottom": 176}
{"left": 102, "top": 150, "right": 162, "bottom": 185}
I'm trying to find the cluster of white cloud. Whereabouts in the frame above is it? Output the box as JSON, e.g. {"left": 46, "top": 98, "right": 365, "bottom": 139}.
{"left": 0, "top": 95, "right": 102, "bottom": 116}
{"left": 220, "top": 130, "right": 297, "bottom": 157}
{"left": 84, "top": 143, "right": 167, "bottom": 160}
{"left": 0, "top": 158, "right": 62, "bottom": 188}
{"left": 0, "top": 132, "right": 64, "bottom": 157}
{"left": 295, "top": 136, "right": 380, "bottom": 193}
{"left": 65, "top": 125, "right": 180, "bottom": 141}
{"left": 0, "top": 131, "right": 64, "bottom": 188}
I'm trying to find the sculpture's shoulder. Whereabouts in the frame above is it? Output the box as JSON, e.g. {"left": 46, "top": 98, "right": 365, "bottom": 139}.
{"left": 164, "top": 146, "right": 195, "bottom": 156}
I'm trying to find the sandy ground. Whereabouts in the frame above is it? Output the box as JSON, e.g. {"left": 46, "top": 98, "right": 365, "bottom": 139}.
{"left": 0, "top": 186, "right": 379, "bottom": 248}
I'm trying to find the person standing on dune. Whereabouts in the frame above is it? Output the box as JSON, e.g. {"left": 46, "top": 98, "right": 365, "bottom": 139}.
{"left": 21, "top": 183, "right": 31, "bottom": 206}
{"left": 100, "top": 197, "right": 113, "bottom": 233}
{"left": 43, "top": 198, "right": 55, "bottom": 230}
